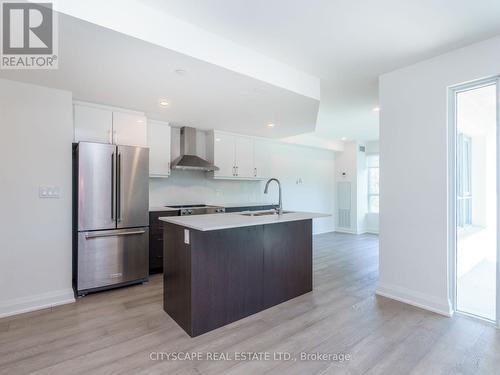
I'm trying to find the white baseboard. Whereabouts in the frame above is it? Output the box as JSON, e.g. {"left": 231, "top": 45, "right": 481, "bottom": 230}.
{"left": 313, "top": 228, "right": 336, "bottom": 235}
{"left": 335, "top": 228, "right": 379, "bottom": 235}
{"left": 0, "top": 288, "right": 75, "bottom": 319}
{"left": 376, "top": 282, "right": 453, "bottom": 317}
{"left": 334, "top": 228, "right": 358, "bottom": 234}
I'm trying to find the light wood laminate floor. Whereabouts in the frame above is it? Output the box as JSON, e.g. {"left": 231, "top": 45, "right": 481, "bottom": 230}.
{"left": 1, "top": 232, "right": 499, "bottom": 374}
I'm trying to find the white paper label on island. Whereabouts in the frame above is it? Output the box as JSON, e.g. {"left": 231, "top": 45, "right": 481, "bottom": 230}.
{"left": 184, "top": 229, "right": 190, "bottom": 244}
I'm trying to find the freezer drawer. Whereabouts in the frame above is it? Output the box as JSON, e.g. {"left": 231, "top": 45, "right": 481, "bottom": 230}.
{"left": 77, "top": 228, "right": 149, "bottom": 292}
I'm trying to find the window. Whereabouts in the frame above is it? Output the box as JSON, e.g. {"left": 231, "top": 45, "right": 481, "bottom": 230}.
{"left": 457, "top": 133, "right": 472, "bottom": 228}
{"left": 367, "top": 154, "right": 379, "bottom": 213}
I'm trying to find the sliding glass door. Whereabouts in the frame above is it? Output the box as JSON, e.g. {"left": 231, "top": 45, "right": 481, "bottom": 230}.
{"left": 453, "top": 79, "right": 498, "bottom": 323}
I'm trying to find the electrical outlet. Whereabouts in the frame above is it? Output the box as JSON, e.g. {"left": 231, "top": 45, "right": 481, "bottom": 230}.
{"left": 39, "top": 185, "right": 60, "bottom": 199}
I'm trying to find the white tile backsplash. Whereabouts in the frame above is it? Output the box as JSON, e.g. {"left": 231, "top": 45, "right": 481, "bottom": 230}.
{"left": 149, "top": 170, "right": 272, "bottom": 207}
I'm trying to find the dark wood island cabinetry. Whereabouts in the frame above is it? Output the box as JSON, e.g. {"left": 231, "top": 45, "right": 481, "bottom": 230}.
{"left": 148, "top": 210, "right": 178, "bottom": 274}
{"left": 161, "top": 212, "right": 321, "bottom": 337}
{"left": 149, "top": 205, "right": 274, "bottom": 274}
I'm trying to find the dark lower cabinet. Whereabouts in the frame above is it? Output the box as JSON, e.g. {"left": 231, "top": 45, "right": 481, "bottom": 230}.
{"left": 149, "top": 211, "right": 178, "bottom": 274}
{"left": 262, "top": 221, "right": 312, "bottom": 308}
{"left": 164, "top": 219, "right": 313, "bottom": 337}
{"left": 191, "top": 226, "right": 265, "bottom": 335}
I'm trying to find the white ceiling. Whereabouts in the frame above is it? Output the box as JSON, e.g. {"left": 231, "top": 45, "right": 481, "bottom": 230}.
{"left": 0, "top": 14, "right": 319, "bottom": 139}
{"left": 140, "top": 0, "right": 500, "bottom": 140}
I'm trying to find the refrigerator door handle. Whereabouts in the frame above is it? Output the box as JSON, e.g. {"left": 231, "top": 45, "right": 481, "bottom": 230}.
{"left": 85, "top": 230, "right": 146, "bottom": 239}
{"left": 117, "top": 152, "right": 121, "bottom": 223}
{"left": 111, "top": 152, "right": 115, "bottom": 221}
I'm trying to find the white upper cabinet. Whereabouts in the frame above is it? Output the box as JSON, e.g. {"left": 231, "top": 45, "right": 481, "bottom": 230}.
{"left": 208, "top": 130, "right": 270, "bottom": 180}
{"left": 212, "top": 132, "right": 236, "bottom": 178}
{"left": 112, "top": 112, "right": 148, "bottom": 147}
{"left": 148, "top": 120, "right": 171, "bottom": 178}
{"left": 234, "top": 136, "right": 254, "bottom": 178}
{"left": 253, "top": 139, "right": 270, "bottom": 179}
{"left": 74, "top": 102, "right": 147, "bottom": 147}
{"left": 74, "top": 104, "right": 113, "bottom": 144}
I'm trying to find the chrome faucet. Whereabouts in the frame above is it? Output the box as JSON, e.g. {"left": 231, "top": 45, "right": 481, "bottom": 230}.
{"left": 264, "top": 178, "right": 283, "bottom": 215}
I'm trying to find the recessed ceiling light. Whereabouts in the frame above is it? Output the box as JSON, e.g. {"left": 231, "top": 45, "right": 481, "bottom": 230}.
{"left": 137, "top": 119, "right": 144, "bottom": 123}
{"left": 373, "top": 107, "right": 380, "bottom": 112}
{"left": 175, "top": 69, "right": 187, "bottom": 76}
{"left": 267, "top": 123, "right": 275, "bottom": 128}
{"left": 341, "top": 137, "right": 347, "bottom": 141}
{"left": 159, "top": 100, "right": 169, "bottom": 107}
{"left": 215, "top": 137, "right": 221, "bottom": 142}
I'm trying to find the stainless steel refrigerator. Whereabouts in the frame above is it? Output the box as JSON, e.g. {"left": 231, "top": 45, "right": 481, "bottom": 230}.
{"left": 73, "top": 142, "right": 149, "bottom": 296}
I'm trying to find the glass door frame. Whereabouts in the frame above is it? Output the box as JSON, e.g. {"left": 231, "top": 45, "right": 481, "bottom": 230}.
{"left": 448, "top": 76, "right": 500, "bottom": 327}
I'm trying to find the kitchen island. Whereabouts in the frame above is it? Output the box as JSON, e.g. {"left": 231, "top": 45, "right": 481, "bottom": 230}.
{"left": 159, "top": 210, "right": 328, "bottom": 337}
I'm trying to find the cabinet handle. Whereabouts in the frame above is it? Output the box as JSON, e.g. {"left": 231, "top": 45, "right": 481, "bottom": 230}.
{"left": 232, "top": 166, "right": 235, "bottom": 176}
{"left": 108, "top": 130, "right": 113, "bottom": 144}
{"left": 254, "top": 167, "right": 257, "bottom": 177}
{"left": 236, "top": 166, "right": 238, "bottom": 176}
{"left": 85, "top": 229, "right": 146, "bottom": 239}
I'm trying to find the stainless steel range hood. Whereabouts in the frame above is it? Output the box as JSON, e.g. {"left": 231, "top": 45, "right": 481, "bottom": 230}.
{"left": 171, "top": 127, "right": 219, "bottom": 171}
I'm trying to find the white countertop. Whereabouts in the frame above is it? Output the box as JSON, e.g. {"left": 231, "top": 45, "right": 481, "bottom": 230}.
{"left": 149, "top": 206, "right": 180, "bottom": 212}
{"left": 210, "top": 202, "right": 274, "bottom": 208}
{"left": 159, "top": 211, "right": 330, "bottom": 231}
{"left": 150, "top": 203, "right": 274, "bottom": 212}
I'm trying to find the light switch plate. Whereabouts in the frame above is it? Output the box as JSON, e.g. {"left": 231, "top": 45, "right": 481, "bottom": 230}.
{"left": 39, "top": 185, "right": 60, "bottom": 199}
{"left": 184, "top": 229, "right": 190, "bottom": 244}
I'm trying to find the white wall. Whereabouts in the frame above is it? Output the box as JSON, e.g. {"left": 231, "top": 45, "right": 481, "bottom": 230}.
{"left": 357, "top": 144, "right": 368, "bottom": 233}
{"left": 366, "top": 140, "right": 380, "bottom": 234}
{"left": 150, "top": 140, "right": 336, "bottom": 235}
{"left": 334, "top": 141, "right": 371, "bottom": 234}
{"left": 268, "top": 142, "right": 336, "bottom": 234}
{"left": 378, "top": 34, "right": 500, "bottom": 316}
{"left": 365, "top": 213, "right": 379, "bottom": 234}
{"left": 0, "top": 79, "right": 74, "bottom": 317}
{"left": 334, "top": 141, "right": 357, "bottom": 232}
{"left": 365, "top": 140, "right": 380, "bottom": 154}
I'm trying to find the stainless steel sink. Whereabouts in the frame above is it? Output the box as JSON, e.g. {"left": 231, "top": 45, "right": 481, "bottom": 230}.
{"left": 239, "top": 210, "right": 293, "bottom": 217}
